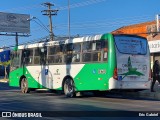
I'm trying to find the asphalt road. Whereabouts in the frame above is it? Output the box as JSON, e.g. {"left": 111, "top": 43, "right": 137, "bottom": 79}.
{"left": 0, "top": 82, "right": 159, "bottom": 120}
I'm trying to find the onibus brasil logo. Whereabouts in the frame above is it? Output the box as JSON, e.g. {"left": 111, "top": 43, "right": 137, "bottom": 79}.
{"left": 119, "top": 56, "right": 144, "bottom": 80}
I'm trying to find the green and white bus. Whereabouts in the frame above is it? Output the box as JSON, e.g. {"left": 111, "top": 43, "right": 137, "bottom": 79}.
{"left": 9, "top": 33, "right": 151, "bottom": 97}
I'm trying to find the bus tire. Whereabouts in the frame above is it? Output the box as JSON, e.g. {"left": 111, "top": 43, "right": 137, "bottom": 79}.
{"left": 20, "top": 78, "right": 30, "bottom": 93}
{"left": 63, "top": 77, "right": 75, "bottom": 98}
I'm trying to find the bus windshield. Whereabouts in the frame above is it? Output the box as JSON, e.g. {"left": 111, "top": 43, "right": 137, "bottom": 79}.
{"left": 114, "top": 36, "right": 147, "bottom": 55}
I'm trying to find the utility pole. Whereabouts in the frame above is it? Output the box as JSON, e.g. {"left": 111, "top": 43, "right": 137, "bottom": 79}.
{"left": 68, "top": 0, "right": 71, "bottom": 40}
{"left": 42, "top": 2, "right": 58, "bottom": 41}
{"left": 156, "top": 14, "right": 159, "bottom": 33}
{"left": 15, "top": 32, "right": 18, "bottom": 51}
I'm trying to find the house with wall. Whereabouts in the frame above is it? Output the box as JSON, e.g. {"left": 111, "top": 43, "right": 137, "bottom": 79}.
{"left": 112, "top": 21, "right": 160, "bottom": 68}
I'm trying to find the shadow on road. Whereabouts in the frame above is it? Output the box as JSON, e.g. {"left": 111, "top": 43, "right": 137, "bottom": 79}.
{"left": 1, "top": 82, "right": 160, "bottom": 102}
{"left": 0, "top": 82, "right": 19, "bottom": 90}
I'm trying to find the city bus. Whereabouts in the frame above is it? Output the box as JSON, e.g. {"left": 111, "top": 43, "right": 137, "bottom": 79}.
{"left": 9, "top": 33, "right": 151, "bottom": 97}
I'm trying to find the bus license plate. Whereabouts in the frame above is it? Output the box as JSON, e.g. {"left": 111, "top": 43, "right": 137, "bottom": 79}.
{"left": 129, "top": 76, "right": 137, "bottom": 80}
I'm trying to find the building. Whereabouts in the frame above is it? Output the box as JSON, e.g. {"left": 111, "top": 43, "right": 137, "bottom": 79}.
{"left": 112, "top": 20, "right": 160, "bottom": 68}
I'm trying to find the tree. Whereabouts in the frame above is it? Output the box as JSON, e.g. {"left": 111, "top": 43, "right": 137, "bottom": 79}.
{"left": 0, "top": 61, "right": 10, "bottom": 80}
{"left": 0, "top": 50, "right": 11, "bottom": 80}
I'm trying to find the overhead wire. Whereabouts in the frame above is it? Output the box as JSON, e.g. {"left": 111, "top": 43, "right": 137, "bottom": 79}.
{"left": 1, "top": 1, "right": 153, "bottom": 33}
{"left": 54, "top": 16, "right": 153, "bottom": 30}
{"left": 0, "top": 0, "right": 108, "bottom": 45}
{"left": 2, "top": 4, "right": 42, "bottom": 12}
{"left": 1, "top": 0, "right": 106, "bottom": 12}
{"left": 57, "top": 0, "right": 106, "bottom": 10}
{"left": 3, "top": 15, "right": 154, "bottom": 48}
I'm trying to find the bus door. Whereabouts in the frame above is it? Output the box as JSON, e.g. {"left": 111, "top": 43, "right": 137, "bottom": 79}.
{"left": 114, "top": 35, "right": 150, "bottom": 89}
{"left": 44, "top": 65, "right": 53, "bottom": 89}
{"left": 10, "top": 50, "right": 21, "bottom": 86}
{"left": 39, "top": 46, "right": 53, "bottom": 89}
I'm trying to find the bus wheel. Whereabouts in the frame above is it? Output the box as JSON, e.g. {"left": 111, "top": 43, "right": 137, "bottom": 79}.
{"left": 63, "top": 78, "right": 75, "bottom": 98}
{"left": 20, "top": 78, "right": 30, "bottom": 93}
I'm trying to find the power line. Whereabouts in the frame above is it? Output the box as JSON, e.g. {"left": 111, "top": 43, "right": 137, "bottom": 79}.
{"left": 54, "top": 16, "right": 153, "bottom": 29}
{"left": 2, "top": 4, "right": 42, "bottom": 12}
{"left": 3, "top": 16, "right": 152, "bottom": 46}
{"left": 28, "top": 14, "right": 152, "bottom": 31}
{"left": 0, "top": 0, "right": 156, "bottom": 47}
{"left": 58, "top": 0, "right": 106, "bottom": 10}
{"left": 1, "top": 0, "right": 106, "bottom": 12}
{"left": 28, "top": 17, "right": 50, "bottom": 33}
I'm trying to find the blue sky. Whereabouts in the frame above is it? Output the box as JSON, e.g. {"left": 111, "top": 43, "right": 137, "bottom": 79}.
{"left": 0, "top": 0, "right": 159, "bottom": 47}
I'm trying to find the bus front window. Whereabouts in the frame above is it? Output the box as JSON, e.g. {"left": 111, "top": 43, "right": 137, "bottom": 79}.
{"left": 10, "top": 51, "right": 20, "bottom": 71}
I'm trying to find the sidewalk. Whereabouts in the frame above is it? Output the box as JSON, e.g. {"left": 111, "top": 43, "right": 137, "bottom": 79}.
{"left": 118, "top": 81, "right": 160, "bottom": 100}
{"left": 137, "top": 81, "right": 160, "bottom": 100}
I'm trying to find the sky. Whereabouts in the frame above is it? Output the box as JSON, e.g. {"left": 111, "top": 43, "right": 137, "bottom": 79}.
{"left": 0, "top": 0, "right": 159, "bottom": 47}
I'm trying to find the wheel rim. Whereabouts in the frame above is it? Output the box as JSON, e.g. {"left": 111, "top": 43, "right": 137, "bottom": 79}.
{"left": 64, "top": 78, "right": 74, "bottom": 97}
{"left": 21, "top": 78, "right": 28, "bottom": 93}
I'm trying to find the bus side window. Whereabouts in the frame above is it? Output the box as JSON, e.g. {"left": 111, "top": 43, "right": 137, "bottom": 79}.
{"left": 48, "top": 45, "right": 63, "bottom": 64}
{"left": 11, "top": 51, "right": 21, "bottom": 69}
{"left": 72, "top": 43, "right": 81, "bottom": 62}
{"left": 55, "top": 55, "right": 62, "bottom": 63}
{"left": 34, "top": 48, "right": 40, "bottom": 64}
{"left": 96, "top": 41, "right": 102, "bottom": 50}
{"left": 63, "top": 43, "right": 73, "bottom": 64}
{"left": 103, "top": 51, "right": 108, "bottom": 61}
{"left": 73, "top": 43, "right": 81, "bottom": 53}
{"left": 22, "top": 49, "right": 32, "bottom": 65}
{"left": 93, "top": 52, "right": 101, "bottom": 61}
{"left": 92, "top": 42, "right": 96, "bottom": 51}
{"left": 28, "top": 49, "right": 33, "bottom": 65}
{"left": 48, "top": 46, "right": 55, "bottom": 64}
{"left": 39, "top": 46, "right": 47, "bottom": 65}
{"left": 91, "top": 41, "right": 101, "bottom": 51}
{"left": 82, "top": 53, "right": 91, "bottom": 62}
{"left": 72, "top": 53, "right": 80, "bottom": 62}
{"left": 64, "top": 53, "right": 72, "bottom": 64}
{"left": 82, "top": 42, "right": 92, "bottom": 62}
{"left": 82, "top": 41, "right": 92, "bottom": 52}
{"left": 64, "top": 43, "right": 73, "bottom": 53}
{"left": 92, "top": 41, "right": 102, "bottom": 62}
{"left": 102, "top": 40, "right": 108, "bottom": 61}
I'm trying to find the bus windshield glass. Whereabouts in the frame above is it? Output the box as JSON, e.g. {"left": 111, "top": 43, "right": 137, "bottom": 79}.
{"left": 114, "top": 36, "right": 147, "bottom": 55}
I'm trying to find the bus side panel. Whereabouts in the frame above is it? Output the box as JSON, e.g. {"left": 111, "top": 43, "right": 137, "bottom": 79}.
{"left": 9, "top": 68, "right": 24, "bottom": 87}
{"left": 74, "top": 63, "right": 109, "bottom": 91}
{"left": 101, "top": 34, "right": 117, "bottom": 90}
{"left": 24, "top": 67, "right": 46, "bottom": 89}
{"left": 74, "top": 34, "right": 116, "bottom": 91}
{"left": 9, "top": 67, "right": 46, "bottom": 89}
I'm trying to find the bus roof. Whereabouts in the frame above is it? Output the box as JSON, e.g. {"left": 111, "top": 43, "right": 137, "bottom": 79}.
{"left": 18, "top": 34, "right": 103, "bottom": 49}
